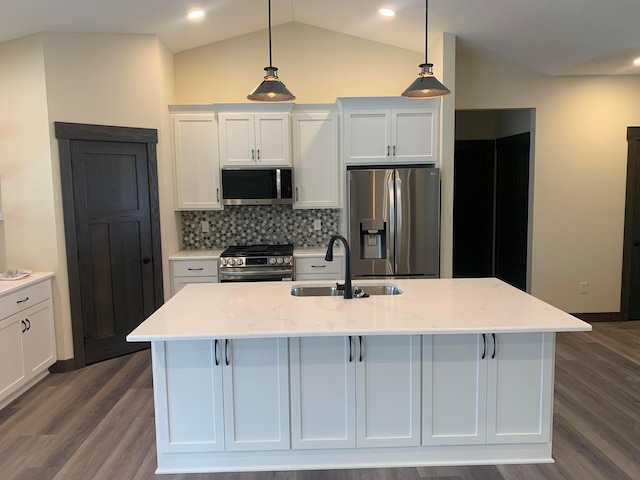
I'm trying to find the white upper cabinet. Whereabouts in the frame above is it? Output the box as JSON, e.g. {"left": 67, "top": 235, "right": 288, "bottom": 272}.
{"left": 170, "top": 108, "right": 222, "bottom": 210}
{"left": 339, "top": 97, "right": 439, "bottom": 165}
{"left": 292, "top": 109, "right": 340, "bottom": 208}
{"left": 218, "top": 112, "right": 291, "bottom": 167}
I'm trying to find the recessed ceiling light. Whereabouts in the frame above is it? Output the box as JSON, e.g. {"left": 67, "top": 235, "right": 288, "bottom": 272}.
{"left": 188, "top": 9, "right": 205, "bottom": 20}
{"left": 379, "top": 8, "right": 396, "bottom": 17}
{"left": 633, "top": 57, "right": 640, "bottom": 66}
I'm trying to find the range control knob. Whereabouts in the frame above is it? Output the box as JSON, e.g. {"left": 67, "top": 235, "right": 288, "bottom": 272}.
{"left": 285, "top": 256, "right": 292, "bottom": 264}
{"left": 220, "top": 258, "right": 227, "bottom": 266}
{"left": 228, "top": 258, "right": 236, "bottom": 266}
{"left": 276, "top": 257, "right": 284, "bottom": 264}
{"left": 269, "top": 257, "right": 277, "bottom": 265}
{"left": 237, "top": 258, "right": 244, "bottom": 266}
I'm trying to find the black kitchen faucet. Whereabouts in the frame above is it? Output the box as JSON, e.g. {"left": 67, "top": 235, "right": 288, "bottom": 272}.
{"left": 325, "top": 235, "right": 352, "bottom": 299}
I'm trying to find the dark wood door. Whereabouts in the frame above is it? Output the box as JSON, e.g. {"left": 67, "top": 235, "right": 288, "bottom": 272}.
{"left": 56, "top": 123, "right": 163, "bottom": 367}
{"left": 453, "top": 140, "right": 495, "bottom": 278}
{"left": 622, "top": 127, "right": 640, "bottom": 320}
{"left": 495, "top": 133, "right": 530, "bottom": 291}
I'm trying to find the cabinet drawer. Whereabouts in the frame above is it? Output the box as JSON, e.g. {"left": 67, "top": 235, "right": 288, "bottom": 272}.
{"left": 172, "top": 260, "right": 219, "bottom": 277}
{"left": 1, "top": 281, "right": 51, "bottom": 320}
{"left": 295, "top": 257, "right": 343, "bottom": 275}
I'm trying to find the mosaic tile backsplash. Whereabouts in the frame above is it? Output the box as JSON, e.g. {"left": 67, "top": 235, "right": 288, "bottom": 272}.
{"left": 181, "top": 206, "right": 341, "bottom": 249}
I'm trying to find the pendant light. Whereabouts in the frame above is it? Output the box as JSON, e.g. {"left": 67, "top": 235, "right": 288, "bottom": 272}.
{"left": 247, "top": 0, "right": 295, "bottom": 102}
{"left": 402, "top": 0, "right": 450, "bottom": 98}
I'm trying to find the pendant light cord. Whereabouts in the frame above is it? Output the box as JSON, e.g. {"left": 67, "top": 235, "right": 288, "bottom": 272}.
{"left": 424, "top": 0, "right": 429, "bottom": 65}
{"left": 268, "top": 0, "right": 273, "bottom": 67}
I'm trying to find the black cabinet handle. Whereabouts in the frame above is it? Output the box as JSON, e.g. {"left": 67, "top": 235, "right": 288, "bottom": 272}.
{"left": 225, "top": 339, "right": 230, "bottom": 366}
{"left": 393, "top": 145, "right": 396, "bottom": 156}
{"left": 142, "top": 257, "right": 151, "bottom": 264}
{"left": 214, "top": 339, "right": 220, "bottom": 366}
{"left": 21, "top": 320, "right": 26, "bottom": 333}
{"left": 348, "top": 336, "right": 354, "bottom": 362}
{"left": 17, "top": 297, "right": 29, "bottom": 304}
{"left": 25, "top": 318, "right": 31, "bottom": 331}
{"left": 387, "top": 146, "right": 390, "bottom": 156}
{"left": 492, "top": 333, "right": 497, "bottom": 359}
{"left": 359, "top": 336, "right": 364, "bottom": 362}
{"left": 481, "top": 334, "right": 486, "bottom": 359}
{"left": 188, "top": 267, "right": 204, "bottom": 271}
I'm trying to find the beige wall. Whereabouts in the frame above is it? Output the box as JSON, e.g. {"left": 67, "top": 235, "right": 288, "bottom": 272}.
{"left": 0, "top": 33, "right": 177, "bottom": 360}
{"left": 175, "top": 23, "right": 425, "bottom": 104}
{"left": 456, "top": 46, "right": 640, "bottom": 312}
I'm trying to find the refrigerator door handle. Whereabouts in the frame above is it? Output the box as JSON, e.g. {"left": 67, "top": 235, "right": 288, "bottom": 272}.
{"left": 387, "top": 173, "right": 395, "bottom": 274}
{"left": 395, "top": 170, "right": 403, "bottom": 273}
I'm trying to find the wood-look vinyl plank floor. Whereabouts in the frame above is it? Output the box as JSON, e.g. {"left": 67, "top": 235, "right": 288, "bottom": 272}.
{"left": 1, "top": 321, "right": 639, "bottom": 480}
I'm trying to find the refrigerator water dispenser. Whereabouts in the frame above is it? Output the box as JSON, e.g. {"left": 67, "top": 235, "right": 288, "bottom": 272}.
{"left": 360, "top": 219, "right": 386, "bottom": 259}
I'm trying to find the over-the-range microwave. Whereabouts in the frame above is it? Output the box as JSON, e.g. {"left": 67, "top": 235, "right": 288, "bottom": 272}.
{"left": 221, "top": 167, "right": 293, "bottom": 206}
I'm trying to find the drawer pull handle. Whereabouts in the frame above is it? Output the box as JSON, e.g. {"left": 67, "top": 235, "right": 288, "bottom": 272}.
{"left": 17, "top": 297, "right": 30, "bottom": 304}
{"left": 311, "top": 265, "right": 326, "bottom": 268}
{"left": 188, "top": 268, "right": 204, "bottom": 271}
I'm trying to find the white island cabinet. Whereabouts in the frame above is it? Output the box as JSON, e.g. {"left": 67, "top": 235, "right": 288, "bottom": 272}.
{"left": 127, "top": 278, "right": 591, "bottom": 474}
{"left": 290, "top": 335, "right": 420, "bottom": 449}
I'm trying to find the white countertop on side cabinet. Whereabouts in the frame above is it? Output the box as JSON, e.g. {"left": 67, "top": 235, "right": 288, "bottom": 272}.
{"left": 127, "top": 277, "right": 591, "bottom": 342}
{"left": 0, "top": 273, "right": 54, "bottom": 297}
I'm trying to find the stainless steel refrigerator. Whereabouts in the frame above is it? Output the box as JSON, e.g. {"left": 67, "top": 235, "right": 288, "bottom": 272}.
{"left": 348, "top": 166, "right": 440, "bottom": 278}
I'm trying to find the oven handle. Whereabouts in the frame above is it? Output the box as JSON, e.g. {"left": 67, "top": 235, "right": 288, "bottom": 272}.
{"left": 219, "top": 268, "right": 293, "bottom": 277}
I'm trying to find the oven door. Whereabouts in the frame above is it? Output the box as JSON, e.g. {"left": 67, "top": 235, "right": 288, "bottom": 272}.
{"left": 219, "top": 266, "right": 294, "bottom": 282}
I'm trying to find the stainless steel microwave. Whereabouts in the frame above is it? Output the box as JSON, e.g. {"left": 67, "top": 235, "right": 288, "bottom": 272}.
{"left": 221, "top": 168, "right": 293, "bottom": 206}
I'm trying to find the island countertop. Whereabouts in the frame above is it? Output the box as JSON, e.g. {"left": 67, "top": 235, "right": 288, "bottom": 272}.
{"left": 127, "top": 277, "right": 591, "bottom": 342}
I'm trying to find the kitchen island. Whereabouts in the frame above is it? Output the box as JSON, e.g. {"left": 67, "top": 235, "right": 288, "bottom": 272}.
{"left": 127, "top": 278, "right": 591, "bottom": 474}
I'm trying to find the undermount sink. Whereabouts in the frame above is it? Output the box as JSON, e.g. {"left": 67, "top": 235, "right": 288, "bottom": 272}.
{"left": 291, "top": 284, "right": 402, "bottom": 297}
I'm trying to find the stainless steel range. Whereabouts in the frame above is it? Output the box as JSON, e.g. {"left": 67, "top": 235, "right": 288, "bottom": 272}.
{"left": 218, "top": 244, "right": 294, "bottom": 282}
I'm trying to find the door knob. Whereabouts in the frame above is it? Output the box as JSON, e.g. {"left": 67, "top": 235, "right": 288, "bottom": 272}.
{"left": 142, "top": 257, "right": 151, "bottom": 264}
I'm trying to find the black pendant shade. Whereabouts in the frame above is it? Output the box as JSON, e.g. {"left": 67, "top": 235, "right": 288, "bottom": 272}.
{"left": 402, "top": 0, "right": 450, "bottom": 98}
{"left": 247, "top": 0, "right": 295, "bottom": 102}
{"left": 247, "top": 66, "right": 295, "bottom": 102}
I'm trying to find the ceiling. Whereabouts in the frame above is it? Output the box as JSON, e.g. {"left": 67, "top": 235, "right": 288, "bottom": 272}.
{"left": 2, "top": 0, "right": 640, "bottom": 76}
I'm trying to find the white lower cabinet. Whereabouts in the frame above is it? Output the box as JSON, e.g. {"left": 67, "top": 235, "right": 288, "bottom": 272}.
{"left": 422, "top": 332, "right": 554, "bottom": 446}
{"left": 0, "top": 277, "right": 55, "bottom": 410}
{"left": 153, "top": 337, "right": 289, "bottom": 453}
{"left": 290, "top": 335, "right": 420, "bottom": 449}
{"left": 294, "top": 255, "right": 343, "bottom": 281}
{"left": 170, "top": 258, "right": 219, "bottom": 296}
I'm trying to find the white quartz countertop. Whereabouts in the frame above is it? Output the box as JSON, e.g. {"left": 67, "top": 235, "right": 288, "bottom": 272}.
{"left": 0, "top": 272, "right": 54, "bottom": 297}
{"left": 127, "top": 278, "right": 591, "bottom": 342}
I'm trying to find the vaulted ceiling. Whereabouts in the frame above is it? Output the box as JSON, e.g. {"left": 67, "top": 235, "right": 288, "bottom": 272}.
{"left": 2, "top": 0, "right": 639, "bottom": 76}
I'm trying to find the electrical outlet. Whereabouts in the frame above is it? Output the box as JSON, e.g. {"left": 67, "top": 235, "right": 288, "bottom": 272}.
{"left": 313, "top": 219, "right": 322, "bottom": 231}
{"left": 201, "top": 220, "right": 210, "bottom": 233}
{"left": 580, "top": 282, "right": 588, "bottom": 294}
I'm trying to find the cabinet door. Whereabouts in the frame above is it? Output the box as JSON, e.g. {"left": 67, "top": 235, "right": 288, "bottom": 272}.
{"left": 392, "top": 108, "right": 437, "bottom": 164}
{"left": 0, "top": 316, "right": 25, "bottom": 398}
{"left": 356, "top": 335, "right": 421, "bottom": 447}
{"left": 222, "top": 338, "right": 290, "bottom": 451}
{"left": 152, "top": 340, "right": 225, "bottom": 453}
{"left": 290, "top": 336, "right": 356, "bottom": 449}
{"left": 218, "top": 114, "right": 255, "bottom": 166}
{"left": 171, "top": 276, "right": 218, "bottom": 297}
{"left": 292, "top": 112, "right": 340, "bottom": 208}
{"left": 173, "top": 114, "right": 222, "bottom": 209}
{"left": 255, "top": 114, "right": 291, "bottom": 166}
{"left": 422, "top": 334, "right": 487, "bottom": 445}
{"left": 21, "top": 300, "right": 55, "bottom": 377}
{"left": 486, "top": 332, "right": 554, "bottom": 444}
{"left": 343, "top": 109, "right": 390, "bottom": 164}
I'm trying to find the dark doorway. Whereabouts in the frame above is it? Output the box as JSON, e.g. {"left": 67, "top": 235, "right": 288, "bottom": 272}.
{"left": 621, "top": 126, "right": 640, "bottom": 320}
{"left": 453, "top": 133, "right": 530, "bottom": 291}
{"left": 56, "top": 123, "right": 163, "bottom": 367}
{"left": 453, "top": 140, "right": 495, "bottom": 278}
